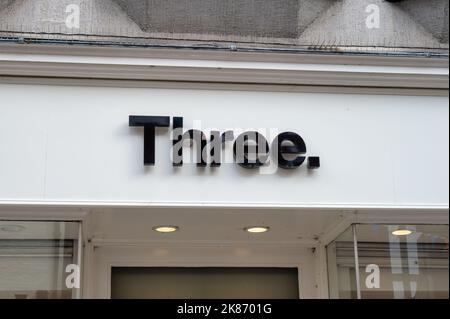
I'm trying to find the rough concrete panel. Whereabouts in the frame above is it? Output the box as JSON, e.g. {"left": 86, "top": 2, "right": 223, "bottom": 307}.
{"left": 0, "top": 0, "right": 448, "bottom": 50}
{"left": 113, "top": 0, "right": 299, "bottom": 38}
{"left": 0, "top": 0, "right": 14, "bottom": 12}
{"left": 0, "top": 0, "right": 144, "bottom": 36}
{"left": 298, "top": 0, "right": 335, "bottom": 34}
{"left": 398, "top": 0, "right": 449, "bottom": 43}
{"left": 299, "top": 0, "right": 446, "bottom": 48}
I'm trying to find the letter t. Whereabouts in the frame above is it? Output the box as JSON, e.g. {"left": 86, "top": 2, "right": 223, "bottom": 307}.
{"left": 129, "top": 116, "right": 170, "bottom": 166}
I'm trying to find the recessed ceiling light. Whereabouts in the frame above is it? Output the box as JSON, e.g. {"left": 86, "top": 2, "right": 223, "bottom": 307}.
{"left": 245, "top": 226, "right": 270, "bottom": 234}
{"left": 392, "top": 229, "right": 413, "bottom": 236}
{"left": 0, "top": 225, "right": 26, "bottom": 233}
{"left": 153, "top": 226, "right": 179, "bottom": 233}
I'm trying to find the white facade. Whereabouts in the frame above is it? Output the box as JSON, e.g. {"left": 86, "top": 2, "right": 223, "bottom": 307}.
{"left": 0, "top": 45, "right": 448, "bottom": 299}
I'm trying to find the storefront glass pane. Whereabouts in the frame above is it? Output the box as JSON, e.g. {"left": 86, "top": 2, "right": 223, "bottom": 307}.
{"left": 355, "top": 224, "right": 449, "bottom": 299}
{"left": 0, "top": 221, "right": 81, "bottom": 299}
{"left": 327, "top": 226, "right": 358, "bottom": 299}
{"left": 328, "top": 224, "right": 449, "bottom": 299}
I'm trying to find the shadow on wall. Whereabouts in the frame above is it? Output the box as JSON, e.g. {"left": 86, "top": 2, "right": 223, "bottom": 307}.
{"left": 113, "top": 0, "right": 302, "bottom": 38}
{"left": 0, "top": 0, "right": 14, "bottom": 12}
{"left": 397, "top": 0, "right": 449, "bottom": 43}
{"left": 112, "top": 0, "right": 337, "bottom": 39}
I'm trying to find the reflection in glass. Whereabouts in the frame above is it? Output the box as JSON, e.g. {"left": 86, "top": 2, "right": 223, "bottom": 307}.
{"left": 0, "top": 221, "right": 81, "bottom": 299}
{"left": 327, "top": 224, "right": 449, "bottom": 299}
{"left": 327, "top": 226, "right": 357, "bottom": 299}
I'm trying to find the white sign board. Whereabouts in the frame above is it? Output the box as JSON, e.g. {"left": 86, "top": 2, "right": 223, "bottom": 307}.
{"left": 0, "top": 84, "right": 448, "bottom": 207}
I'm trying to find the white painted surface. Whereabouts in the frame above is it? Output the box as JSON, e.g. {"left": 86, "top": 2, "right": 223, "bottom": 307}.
{"left": 1, "top": 48, "right": 448, "bottom": 89}
{"left": 1, "top": 52, "right": 447, "bottom": 74}
{"left": 0, "top": 83, "right": 448, "bottom": 207}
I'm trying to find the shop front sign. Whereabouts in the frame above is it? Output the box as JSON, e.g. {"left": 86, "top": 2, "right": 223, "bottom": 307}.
{"left": 130, "top": 115, "right": 320, "bottom": 170}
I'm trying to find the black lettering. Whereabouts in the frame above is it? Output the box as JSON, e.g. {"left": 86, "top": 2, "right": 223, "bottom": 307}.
{"left": 184, "top": 129, "right": 208, "bottom": 167}
{"left": 129, "top": 116, "right": 170, "bottom": 166}
{"left": 233, "top": 131, "right": 269, "bottom": 169}
{"left": 210, "top": 131, "right": 222, "bottom": 167}
{"left": 273, "top": 132, "right": 307, "bottom": 169}
{"left": 172, "top": 117, "right": 184, "bottom": 166}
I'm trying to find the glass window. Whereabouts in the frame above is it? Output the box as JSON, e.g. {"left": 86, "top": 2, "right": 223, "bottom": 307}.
{"left": 0, "top": 221, "right": 81, "bottom": 299}
{"left": 327, "top": 226, "right": 358, "bottom": 299}
{"left": 327, "top": 224, "right": 449, "bottom": 299}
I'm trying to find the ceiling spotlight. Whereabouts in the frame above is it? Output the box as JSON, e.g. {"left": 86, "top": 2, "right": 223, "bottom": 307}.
{"left": 153, "top": 226, "right": 179, "bottom": 233}
{"left": 0, "top": 225, "right": 26, "bottom": 233}
{"left": 245, "top": 226, "right": 270, "bottom": 234}
{"left": 392, "top": 229, "right": 413, "bottom": 236}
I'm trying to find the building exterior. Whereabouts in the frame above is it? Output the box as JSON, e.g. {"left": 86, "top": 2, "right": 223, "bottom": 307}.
{"left": 0, "top": 0, "right": 448, "bottom": 299}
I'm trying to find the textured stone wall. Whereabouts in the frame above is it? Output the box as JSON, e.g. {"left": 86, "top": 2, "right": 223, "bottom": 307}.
{"left": 114, "top": 0, "right": 301, "bottom": 38}
{"left": 0, "top": 0, "right": 448, "bottom": 51}
{"left": 398, "top": 0, "right": 449, "bottom": 43}
{"left": 0, "top": 0, "right": 13, "bottom": 12}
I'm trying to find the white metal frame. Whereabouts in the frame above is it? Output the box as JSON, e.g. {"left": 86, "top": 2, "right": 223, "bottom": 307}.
{"left": 0, "top": 43, "right": 448, "bottom": 93}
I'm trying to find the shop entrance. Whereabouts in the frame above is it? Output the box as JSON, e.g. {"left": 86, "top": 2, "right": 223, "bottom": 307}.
{"left": 111, "top": 267, "right": 299, "bottom": 299}
{"left": 88, "top": 207, "right": 323, "bottom": 299}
